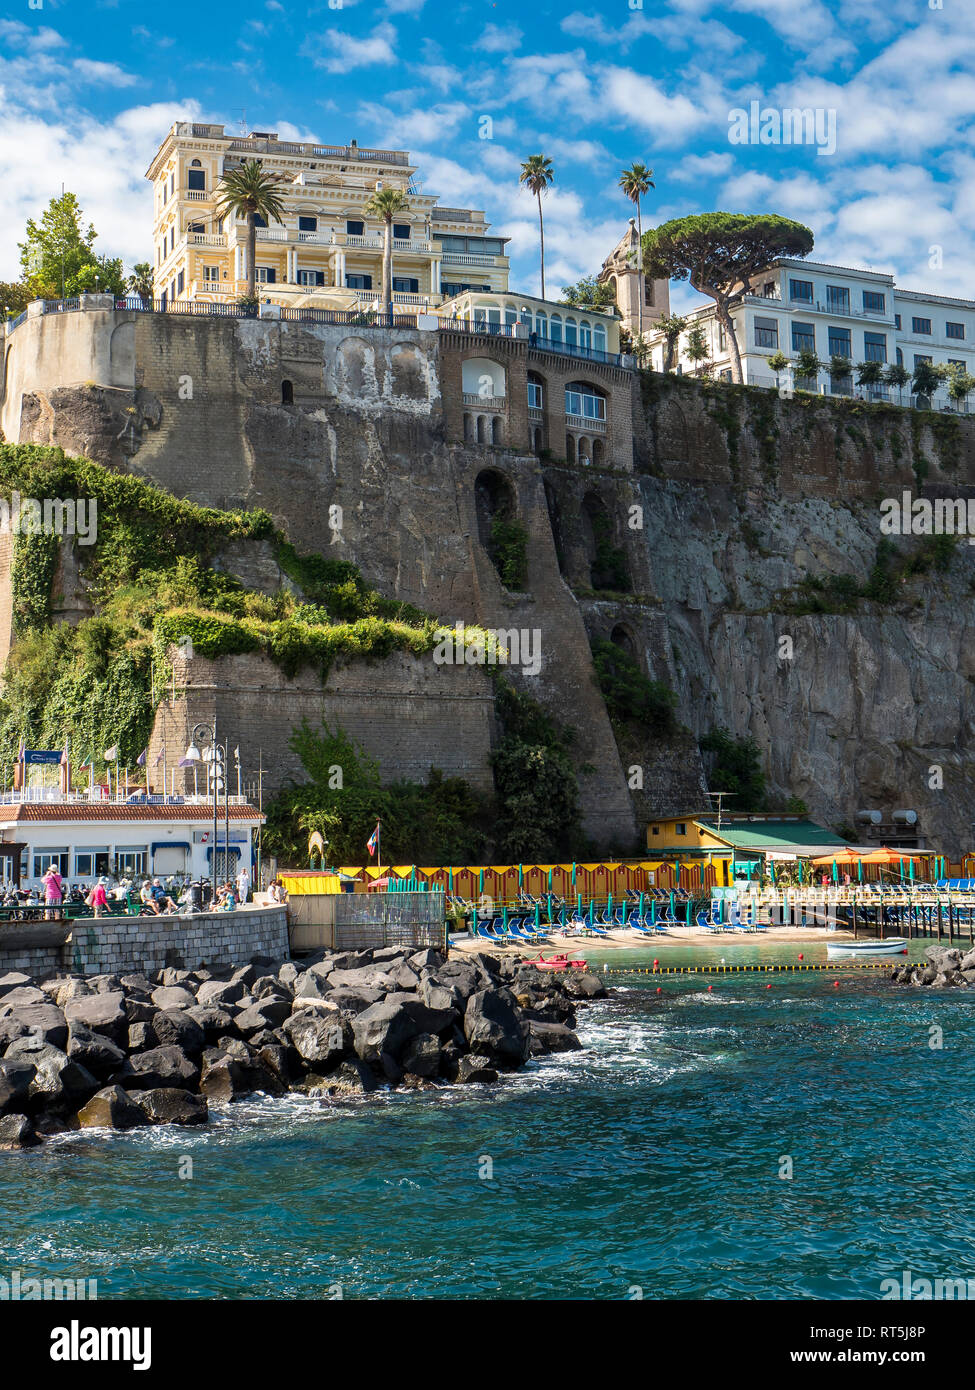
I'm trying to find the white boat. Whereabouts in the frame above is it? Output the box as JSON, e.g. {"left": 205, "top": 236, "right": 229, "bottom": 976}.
{"left": 826, "top": 937, "right": 909, "bottom": 958}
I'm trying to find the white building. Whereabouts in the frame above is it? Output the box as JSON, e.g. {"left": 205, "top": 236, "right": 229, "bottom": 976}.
{"left": 646, "top": 257, "right": 975, "bottom": 411}
{"left": 0, "top": 791, "right": 263, "bottom": 889}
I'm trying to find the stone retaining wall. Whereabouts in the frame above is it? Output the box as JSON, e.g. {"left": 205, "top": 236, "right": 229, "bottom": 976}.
{"left": 0, "top": 906, "right": 289, "bottom": 979}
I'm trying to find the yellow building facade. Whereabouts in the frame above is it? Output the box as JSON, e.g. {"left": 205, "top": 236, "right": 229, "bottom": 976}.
{"left": 145, "top": 122, "right": 510, "bottom": 314}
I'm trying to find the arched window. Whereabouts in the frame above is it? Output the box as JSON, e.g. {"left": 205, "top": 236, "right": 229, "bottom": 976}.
{"left": 477, "top": 416, "right": 487, "bottom": 444}
{"left": 579, "top": 322, "right": 592, "bottom": 349}
{"left": 504, "top": 305, "right": 518, "bottom": 327}
{"left": 520, "top": 306, "right": 533, "bottom": 326}
{"left": 281, "top": 379, "right": 294, "bottom": 404}
{"left": 565, "top": 381, "right": 607, "bottom": 420}
{"left": 462, "top": 357, "right": 506, "bottom": 398}
{"left": 610, "top": 624, "right": 636, "bottom": 658}
{"left": 594, "top": 324, "right": 607, "bottom": 353}
{"left": 527, "top": 371, "right": 544, "bottom": 410}
{"left": 550, "top": 313, "right": 563, "bottom": 343}
{"left": 464, "top": 412, "right": 474, "bottom": 442}
{"left": 492, "top": 415, "right": 503, "bottom": 444}
{"left": 592, "top": 437, "right": 604, "bottom": 467}
{"left": 535, "top": 310, "right": 547, "bottom": 339}
{"left": 566, "top": 434, "right": 576, "bottom": 465}
{"left": 565, "top": 317, "right": 578, "bottom": 346}
{"left": 582, "top": 491, "right": 630, "bottom": 591}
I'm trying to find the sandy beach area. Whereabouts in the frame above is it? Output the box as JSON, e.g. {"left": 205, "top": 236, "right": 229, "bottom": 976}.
{"left": 449, "top": 924, "right": 852, "bottom": 957}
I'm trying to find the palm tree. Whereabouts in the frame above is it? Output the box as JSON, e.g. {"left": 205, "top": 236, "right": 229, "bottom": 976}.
{"left": 618, "top": 162, "right": 655, "bottom": 339}
{"left": 214, "top": 160, "right": 288, "bottom": 302}
{"left": 363, "top": 186, "right": 411, "bottom": 315}
{"left": 127, "top": 262, "right": 154, "bottom": 306}
{"left": 519, "top": 155, "right": 554, "bottom": 300}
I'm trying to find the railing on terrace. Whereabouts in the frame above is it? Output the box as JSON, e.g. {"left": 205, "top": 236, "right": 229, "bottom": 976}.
{"left": 0, "top": 788, "right": 252, "bottom": 806}
{"left": 436, "top": 318, "right": 625, "bottom": 365}
{"left": 532, "top": 338, "right": 622, "bottom": 367}
{"left": 744, "top": 368, "right": 972, "bottom": 415}
{"left": 42, "top": 298, "right": 81, "bottom": 314}
{"left": 462, "top": 392, "right": 506, "bottom": 409}
{"left": 742, "top": 293, "right": 893, "bottom": 322}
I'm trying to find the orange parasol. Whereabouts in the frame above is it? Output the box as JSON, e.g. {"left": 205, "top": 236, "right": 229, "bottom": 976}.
{"left": 810, "top": 849, "right": 869, "bottom": 866}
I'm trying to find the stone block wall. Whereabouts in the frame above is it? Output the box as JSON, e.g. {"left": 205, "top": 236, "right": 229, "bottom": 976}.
{"left": 64, "top": 905, "right": 289, "bottom": 976}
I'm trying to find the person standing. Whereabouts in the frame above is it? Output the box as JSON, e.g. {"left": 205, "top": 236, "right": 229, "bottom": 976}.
{"left": 236, "top": 864, "right": 250, "bottom": 905}
{"left": 88, "top": 877, "right": 109, "bottom": 918}
{"left": 43, "top": 864, "right": 64, "bottom": 919}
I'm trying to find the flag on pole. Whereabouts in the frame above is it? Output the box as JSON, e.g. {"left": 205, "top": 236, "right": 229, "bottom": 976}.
{"left": 367, "top": 822, "right": 380, "bottom": 858}
{"left": 60, "top": 739, "right": 69, "bottom": 767}
{"left": 155, "top": 748, "right": 165, "bottom": 766}
{"left": 104, "top": 745, "right": 118, "bottom": 761}
{"left": 136, "top": 749, "right": 147, "bottom": 767}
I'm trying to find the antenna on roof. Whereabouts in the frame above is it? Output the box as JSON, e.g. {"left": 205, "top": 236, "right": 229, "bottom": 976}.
{"left": 239, "top": 109, "right": 247, "bottom": 135}
{"left": 705, "top": 790, "right": 736, "bottom": 832}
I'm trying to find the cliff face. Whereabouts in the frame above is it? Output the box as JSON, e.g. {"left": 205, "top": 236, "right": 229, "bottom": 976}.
{"left": 635, "top": 376, "right": 975, "bottom": 854}
{"left": 5, "top": 306, "right": 975, "bottom": 855}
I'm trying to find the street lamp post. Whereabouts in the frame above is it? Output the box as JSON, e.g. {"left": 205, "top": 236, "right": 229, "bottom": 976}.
{"left": 184, "top": 722, "right": 227, "bottom": 908}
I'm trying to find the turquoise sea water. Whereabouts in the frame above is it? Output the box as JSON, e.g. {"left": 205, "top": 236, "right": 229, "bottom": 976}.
{"left": 3, "top": 938, "right": 975, "bottom": 1300}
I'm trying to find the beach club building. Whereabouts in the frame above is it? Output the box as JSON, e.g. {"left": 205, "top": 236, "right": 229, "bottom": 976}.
{"left": 0, "top": 792, "right": 263, "bottom": 889}
{"left": 645, "top": 813, "right": 851, "bottom": 882}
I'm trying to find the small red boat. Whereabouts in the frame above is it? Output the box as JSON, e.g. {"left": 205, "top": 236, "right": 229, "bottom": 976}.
{"left": 532, "top": 952, "right": 587, "bottom": 971}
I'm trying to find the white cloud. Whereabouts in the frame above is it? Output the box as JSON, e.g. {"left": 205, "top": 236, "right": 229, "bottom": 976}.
{"left": 304, "top": 21, "right": 398, "bottom": 74}
{"left": 475, "top": 23, "right": 523, "bottom": 54}
{"left": 670, "top": 151, "right": 733, "bottom": 182}
{"left": 356, "top": 100, "right": 471, "bottom": 148}
{"left": 71, "top": 59, "right": 138, "bottom": 88}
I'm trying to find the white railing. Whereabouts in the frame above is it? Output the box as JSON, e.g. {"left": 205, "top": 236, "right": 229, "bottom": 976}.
{"left": 0, "top": 788, "right": 252, "bottom": 807}
{"left": 343, "top": 234, "right": 384, "bottom": 250}
{"left": 296, "top": 230, "right": 330, "bottom": 244}
{"left": 192, "top": 280, "right": 234, "bottom": 296}
{"left": 463, "top": 392, "right": 506, "bottom": 409}
{"left": 189, "top": 233, "right": 227, "bottom": 248}
{"left": 441, "top": 253, "right": 497, "bottom": 267}
{"left": 185, "top": 189, "right": 210, "bottom": 201}
{"left": 566, "top": 413, "right": 607, "bottom": 432}
{"left": 255, "top": 227, "right": 289, "bottom": 242}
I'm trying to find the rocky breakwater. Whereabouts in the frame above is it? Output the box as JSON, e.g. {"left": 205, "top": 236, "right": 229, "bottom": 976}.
{"left": 0, "top": 947, "right": 606, "bottom": 1149}
{"left": 890, "top": 944, "right": 975, "bottom": 988}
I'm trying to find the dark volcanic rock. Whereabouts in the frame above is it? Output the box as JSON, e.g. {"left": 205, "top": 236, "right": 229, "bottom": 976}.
{"left": 0, "top": 1002, "right": 68, "bottom": 1051}
{"left": 66, "top": 1024, "right": 127, "bottom": 1078}
{"left": 235, "top": 999, "right": 292, "bottom": 1035}
{"left": 352, "top": 999, "right": 456, "bottom": 1064}
{"left": 28, "top": 1047, "right": 99, "bottom": 1107}
{"left": 401, "top": 1032, "right": 441, "bottom": 1078}
{"left": 528, "top": 1021, "right": 583, "bottom": 1055}
{"left": 127, "top": 1022, "right": 158, "bottom": 1053}
{"left": 463, "top": 988, "right": 530, "bottom": 1065}
{"left": 151, "top": 1010, "right": 206, "bottom": 1057}
{"left": 282, "top": 1011, "right": 348, "bottom": 1068}
{"left": 124, "top": 1045, "right": 199, "bottom": 1091}
{"left": 456, "top": 1055, "right": 499, "bottom": 1084}
{"left": 138, "top": 1088, "right": 208, "bottom": 1126}
{"left": 196, "top": 979, "right": 248, "bottom": 1008}
{"left": 63, "top": 993, "right": 127, "bottom": 1047}
{"left": 0, "top": 972, "right": 32, "bottom": 998}
{"left": 185, "top": 1005, "right": 238, "bottom": 1043}
{"left": 150, "top": 986, "right": 196, "bottom": 1012}
{"left": 76, "top": 1085, "right": 149, "bottom": 1131}
{"left": 0, "top": 1058, "right": 36, "bottom": 1114}
{"left": 0, "top": 1113, "right": 41, "bottom": 1148}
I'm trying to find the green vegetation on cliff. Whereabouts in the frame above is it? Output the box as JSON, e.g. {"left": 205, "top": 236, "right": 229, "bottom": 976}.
{"left": 591, "top": 639, "right": 677, "bottom": 735}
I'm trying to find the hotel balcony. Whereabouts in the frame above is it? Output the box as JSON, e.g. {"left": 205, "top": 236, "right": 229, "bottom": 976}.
{"left": 441, "top": 252, "right": 506, "bottom": 269}
{"left": 247, "top": 227, "right": 433, "bottom": 253}
{"left": 462, "top": 392, "right": 506, "bottom": 410}
{"left": 566, "top": 413, "right": 607, "bottom": 433}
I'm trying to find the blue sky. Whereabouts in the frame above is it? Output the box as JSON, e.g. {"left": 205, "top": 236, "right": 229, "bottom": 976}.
{"left": 1, "top": 0, "right": 974, "bottom": 311}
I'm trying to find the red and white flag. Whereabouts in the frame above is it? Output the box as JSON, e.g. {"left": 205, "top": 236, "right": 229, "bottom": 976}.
{"left": 366, "top": 822, "right": 380, "bottom": 857}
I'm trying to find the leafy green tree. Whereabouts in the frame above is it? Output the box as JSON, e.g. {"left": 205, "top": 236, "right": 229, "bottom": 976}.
{"left": 684, "top": 323, "right": 711, "bottom": 375}
{"left": 794, "top": 346, "right": 823, "bottom": 386}
{"left": 519, "top": 154, "right": 554, "bottom": 300}
{"left": 18, "top": 191, "right": 124, "bottom": 299}
{"left": 700, "top": 727, "right": 766, "bottom": 811}
{"left": 0, "top": 282, "right": 31, "bottom": 317}
{"left": 215, "top": 160, "right": 288, "bottom": 301}
{"left": 641, "top": 212, "right": 815, "bottom": 382}
{"left": 490, "top": 683, "right": 581, "bottom": 861}
{"left": 559, "top": 274, "right": 617, "bottom": 311}
{"left": 363, "top": 186, "right": 411, "bottom": 314}
{"left": 127, "top": 262, "right": 154, "bottom": 305}
{"left": 911, "top": 358, "right": 942, "bottom": 399}
{"left": 591, "top": 640, "right": 677, "bottom": 734}
{"left": 618, "top": 161, "right": 655, "bottom": 337}
{"left": 829, "top": 354, "right": 853, "bottom": 379}
{"left": 855, "top": 359, "right": 884, "bottom": 390}
{"left": 942, "top": 362, "right": 975, "bottom": 408}
{"left": 766, "top": 349, "right": 791, "bottom": 390}
{"left": 882, "top": 362, "right": 910, "bottom": 399}
{"left": 656, "top": 312, "right": 688, "bottom": 371}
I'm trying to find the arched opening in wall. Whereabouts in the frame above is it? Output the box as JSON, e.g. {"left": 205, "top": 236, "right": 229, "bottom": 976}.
{"left": 578, "top": 436, "right": 592, "bottom": 466}
{"left": 462, "top": 356, "right": 506, "bottom": 402}
{"left": 592, "top": 437, "right": 604, "bottom": 468}
{"left": 543, "top": 476, "right": 568, "bottom": 577}
{"left": 477, "top": 415, "right": 487, "bottom": 444}
{"left": 491, "top": 415, "right": 503, "bottom": 445}
{"left": 582, "top": 490, "right": 631, "bottom": 593}
{"left": 610, "top": 623, "right": 637, "bottom": 661}
{"left": 566, "top": 434, "right": 576, "bottom": 465}
{"left": 281, "top": 379, "right": 294, "bottom": 404}
{"left": 464, "top": 412, "right": 474, "bottom": 442}
{"left": 475, "top": 468, "right": 525, "bottom": 589}
{"left": 531, "top": 426, "right": 542, "bottom": 455}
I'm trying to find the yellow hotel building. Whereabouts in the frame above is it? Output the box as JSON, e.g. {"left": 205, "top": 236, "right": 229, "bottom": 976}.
{"left": 146, "top": 122, "right": 511, "bottom": 314}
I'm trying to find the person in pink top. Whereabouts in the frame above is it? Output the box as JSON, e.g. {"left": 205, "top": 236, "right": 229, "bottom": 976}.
{"left": 43, "top": 865, "right": 64, "bottom": 919}
{"left": 87, "top": 878, "right": 109, "bottom": 918}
